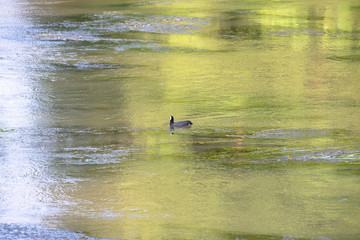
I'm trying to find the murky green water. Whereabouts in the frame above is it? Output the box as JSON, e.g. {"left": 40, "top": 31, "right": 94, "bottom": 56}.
{"left": 1, "top": 0, "right": 360, "bottom": 239}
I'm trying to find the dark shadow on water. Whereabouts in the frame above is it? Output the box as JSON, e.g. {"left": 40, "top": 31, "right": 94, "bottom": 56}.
{"left": 169, "top": 125, "right": 192, "bottom": 135}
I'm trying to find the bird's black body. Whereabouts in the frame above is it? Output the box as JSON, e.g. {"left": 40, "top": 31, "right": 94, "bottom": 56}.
{"left": 169, "top": 116, "right": 192, "bottom": 127}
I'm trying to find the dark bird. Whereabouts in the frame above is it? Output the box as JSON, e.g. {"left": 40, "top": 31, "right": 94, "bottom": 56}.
{"left": 169, "top": 115, "right": 193, "bottom": 127}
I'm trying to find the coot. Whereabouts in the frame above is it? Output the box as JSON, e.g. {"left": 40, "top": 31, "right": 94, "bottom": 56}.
{"left": 169, "top": 115, "right": 193, "bottom": 127}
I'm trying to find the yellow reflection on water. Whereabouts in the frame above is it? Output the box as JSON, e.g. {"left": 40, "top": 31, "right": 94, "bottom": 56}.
{"left": 59, "top": 155, "right": 360, "bottom": 239}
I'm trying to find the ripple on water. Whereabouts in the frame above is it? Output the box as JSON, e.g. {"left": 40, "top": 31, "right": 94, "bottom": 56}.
{"left": 245, "top": 128, "right": 328, "bottom": 139}
{"left": 57, "top": 145, "right": 135, "bottom": 165}
{"left": 34, "top": 14, "right": 211, "bottom": 41}
{"left": 43, "top": 127, "right": 137, "bottom": 166}
{"left": 0, "top": 223, "right": 97, "bottom": 240}
{"left": 284, "top": 149, "right": 360, "bottom": 163}
{"left": 188, "top": 128, "right": 360, "bottom": 165}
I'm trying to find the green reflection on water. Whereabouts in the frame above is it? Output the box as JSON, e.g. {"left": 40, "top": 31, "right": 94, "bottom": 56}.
{"left": 4, "top": 0, "right": 360, "bottom": 239}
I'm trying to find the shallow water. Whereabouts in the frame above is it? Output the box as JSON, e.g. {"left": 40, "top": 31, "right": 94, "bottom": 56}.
{"left": 1, "top": 0, "right": 360, "bottom": 239}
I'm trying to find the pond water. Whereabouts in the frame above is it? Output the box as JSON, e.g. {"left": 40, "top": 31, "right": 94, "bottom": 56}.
{"left": 1, "top": 0, "right": 360, "bottom": 239}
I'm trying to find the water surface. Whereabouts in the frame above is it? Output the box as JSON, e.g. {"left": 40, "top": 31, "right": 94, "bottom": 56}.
{"left": 1, "top": 0, "right": 360, "bottom": 239}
